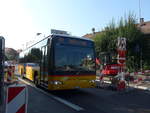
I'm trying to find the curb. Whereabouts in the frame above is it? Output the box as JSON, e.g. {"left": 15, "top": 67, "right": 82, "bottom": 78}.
{"left": 130, "top": 84, "right": 150, "bottom": 91}
{"left": 96, "top": 79, "right": 150, "bottom": 91}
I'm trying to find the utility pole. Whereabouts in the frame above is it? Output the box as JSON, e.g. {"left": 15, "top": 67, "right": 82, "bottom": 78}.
{"left": 139, "top": 0, "right": 141, "bottom": 21}
{"left": 0, "top": 36, "right": 5, "bottom": 113}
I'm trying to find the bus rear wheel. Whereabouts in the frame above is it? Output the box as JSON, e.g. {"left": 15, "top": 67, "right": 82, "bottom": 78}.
{"left": 34, "top": 71, "right": 39, "bottom": 86}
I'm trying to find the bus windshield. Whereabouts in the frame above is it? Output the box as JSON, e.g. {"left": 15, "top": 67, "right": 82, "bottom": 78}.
{"left": 54, "top": 43, "right": 95, "bottom": 72}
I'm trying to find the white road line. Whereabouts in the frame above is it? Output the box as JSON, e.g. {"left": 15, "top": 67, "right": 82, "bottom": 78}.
{"left": 18, "top": 77, "right": 84, "bottom": 111}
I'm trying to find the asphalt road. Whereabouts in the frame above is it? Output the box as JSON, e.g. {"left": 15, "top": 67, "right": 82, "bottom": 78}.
{"left": 24, "top": 79, "right": 150, "bottom": 113}
{"left": 27, "top": 86, "right": 77, "bottom": 113}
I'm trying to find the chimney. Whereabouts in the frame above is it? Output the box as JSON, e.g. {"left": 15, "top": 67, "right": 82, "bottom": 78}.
{"left": 140, "top": 18, "right": 144, "bottom": 24}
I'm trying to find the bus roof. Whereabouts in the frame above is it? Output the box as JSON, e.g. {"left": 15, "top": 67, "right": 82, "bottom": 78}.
{"left": 22, "top": 34, "right": 93, "bottom": 51}
{"left": 51, "top": 34, "right": 93, "bottom": 42}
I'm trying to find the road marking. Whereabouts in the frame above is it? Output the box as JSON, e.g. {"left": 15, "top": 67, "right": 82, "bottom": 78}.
{"left": 18, "top": 77, "right": 84, "bottom": 111}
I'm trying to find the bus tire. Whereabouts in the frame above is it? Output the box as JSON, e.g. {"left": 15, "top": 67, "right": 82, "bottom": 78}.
{"left": 21, "top": 68, "right": 24, "bottom": 78}
{"left": 34, "top": 71, "right": 38, "bottom": 86}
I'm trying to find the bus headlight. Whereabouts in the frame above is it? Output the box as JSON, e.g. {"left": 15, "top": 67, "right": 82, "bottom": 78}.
{"left": 50, "top": 81, "right": 63, "bottom": 85}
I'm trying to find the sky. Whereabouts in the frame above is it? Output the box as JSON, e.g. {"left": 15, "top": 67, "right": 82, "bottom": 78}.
{"left": 0, "top": 0, "right": 150, "bottom": 50}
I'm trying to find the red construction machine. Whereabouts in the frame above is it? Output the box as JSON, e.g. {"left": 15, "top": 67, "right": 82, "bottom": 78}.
{"left": 99, "top": 52, "right": 122, "bottom": 76}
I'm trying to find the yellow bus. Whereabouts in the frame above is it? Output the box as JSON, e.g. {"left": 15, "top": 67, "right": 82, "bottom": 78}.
{"left": 18, "top": 32, "right": 96, "bottom": 90}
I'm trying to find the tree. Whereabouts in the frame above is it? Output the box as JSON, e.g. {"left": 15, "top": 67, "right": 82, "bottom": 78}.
{"left": 94, "top": 13, "right": 143, "bottom": 71}
{"left": 5, "top": 48, "right": 18, "bottom": 61}
{"left": 19, "top": 48, "right": 42, "bottom": 63}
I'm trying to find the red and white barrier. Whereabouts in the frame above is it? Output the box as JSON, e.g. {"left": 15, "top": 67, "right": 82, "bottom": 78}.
{"left": 5, "top": 84, "right": 28, "bottom": 113}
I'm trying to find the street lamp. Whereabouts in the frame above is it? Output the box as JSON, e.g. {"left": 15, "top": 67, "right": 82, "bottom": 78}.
{"left": 139, "top": 0, "right": 141, "bottom": 22}
{"left": 36, "top": 33, "right": 42, "bottom": 36}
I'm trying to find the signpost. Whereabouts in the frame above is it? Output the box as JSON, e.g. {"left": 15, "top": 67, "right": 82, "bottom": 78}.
{"left": 0, "top": 37, "right": 28, "bottom": 113}
{"left": 117, "top": 37, "right": 126, "bottom": 80}
{"left": 0, "top": 36, "right": 5, "bottom": 113}
{"left": 5, "top": 85, "right": 28, "bottom": 113}
{"left": 51, "top": 29, "right": 69, "bottom": 35}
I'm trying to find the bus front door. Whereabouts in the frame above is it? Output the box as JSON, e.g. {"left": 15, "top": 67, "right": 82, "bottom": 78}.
{"left": 40, "top": 46, "right": 48, "bottom": 87}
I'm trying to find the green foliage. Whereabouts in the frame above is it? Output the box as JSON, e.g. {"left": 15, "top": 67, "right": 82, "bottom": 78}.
{"left": 5, "top": 48, "right": 18, "bottom": 61}
{"left": 5, "top": 55, "right": 8, "bottom": 61}
{"left": 94, "top": 13, "right": 143, "bottom": 71}
{"left": 143, "top": 62, "right": 150, "bottom": 70}
{"left": 19, "top": 48, "right": 42, "bottom": 63}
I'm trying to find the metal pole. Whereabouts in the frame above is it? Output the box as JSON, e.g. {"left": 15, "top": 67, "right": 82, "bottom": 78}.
{"left": 0, "top": 36, "right": 5, "bottom": 113}
{"left": 139, "top": 0, "right": 141, "bottom": 22}
{"left": 141, "top": 49, "right": 142, "bottom": 72}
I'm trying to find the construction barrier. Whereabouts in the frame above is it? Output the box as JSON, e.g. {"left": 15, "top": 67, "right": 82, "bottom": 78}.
{"left": 117, "top": 80, "right": 126, "bottom": 91}
{"left": 5, "top": 84, "right": 28, "bottom": 113}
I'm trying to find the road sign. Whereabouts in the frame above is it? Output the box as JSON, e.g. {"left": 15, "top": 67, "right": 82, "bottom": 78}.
{"left": 117, "top": 37, "right": 126, "bottom": 51}
{"left": 117, "top": 50, "right": 126, "bottom": 64}
{"left": 51, "top": 29, "right": 69, "bottom": 35}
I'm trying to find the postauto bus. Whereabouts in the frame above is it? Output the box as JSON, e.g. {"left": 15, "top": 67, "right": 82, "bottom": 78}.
{"left": 18, "top": 33, "right": 96, "bottom": 90}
